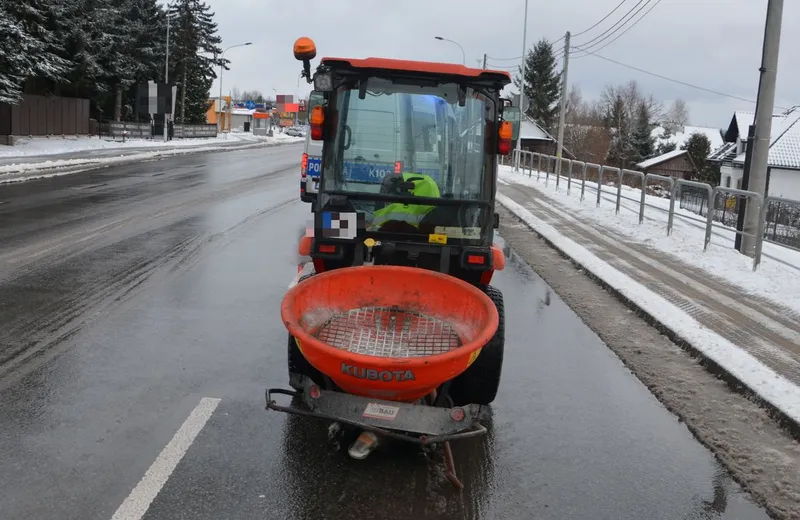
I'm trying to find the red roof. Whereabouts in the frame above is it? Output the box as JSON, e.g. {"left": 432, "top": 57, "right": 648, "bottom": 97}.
{"left": 320, "top": 57, "right": 511, "bottom": 82}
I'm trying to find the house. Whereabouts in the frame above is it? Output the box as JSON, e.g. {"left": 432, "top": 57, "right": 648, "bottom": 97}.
{"left": 514, "top": 115, "right": 576, "bottom": 159}
{"left": 636, "top": 149, "right": 698, "bottom": 179}
{"left": 712, "top": 108, "right": 800, "bottom": 199}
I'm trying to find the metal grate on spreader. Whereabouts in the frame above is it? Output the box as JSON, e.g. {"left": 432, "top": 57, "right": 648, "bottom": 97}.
{"left": 314, "top": 306, "right": 462, "bottom": 358}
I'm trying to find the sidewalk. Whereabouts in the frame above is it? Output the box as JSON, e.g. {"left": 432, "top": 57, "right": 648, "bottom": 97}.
{"left": 497, "top": 166, "right": 800, "bottom": 428}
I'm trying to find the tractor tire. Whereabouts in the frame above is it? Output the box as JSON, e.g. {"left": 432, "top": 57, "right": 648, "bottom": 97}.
{"left": 287, "top": 272, "right": 324, "bottom": 390}
{"left": 449, "top": 285, "right": 505, "bottom": 406}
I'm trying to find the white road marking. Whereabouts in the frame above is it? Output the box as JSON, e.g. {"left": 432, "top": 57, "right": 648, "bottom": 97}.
{"left": 109, "top": 397, "right": 221, "bottom": 520}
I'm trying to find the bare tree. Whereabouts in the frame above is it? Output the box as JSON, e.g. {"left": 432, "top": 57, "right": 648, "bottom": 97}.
{"left": 664, "top": 99, "right": 690, "bottom": 132}
{"left": 230, "top": 86, "right": 242, "bottom": 102}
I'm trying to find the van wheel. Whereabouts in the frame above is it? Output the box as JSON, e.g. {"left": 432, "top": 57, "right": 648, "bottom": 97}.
{"left": 449, "top": 285, "right": 505, "bottom": 406}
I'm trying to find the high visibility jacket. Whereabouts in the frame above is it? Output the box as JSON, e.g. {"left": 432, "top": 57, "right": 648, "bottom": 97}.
{"left": 371, "top": 173, "right": 440, "bottom": 230}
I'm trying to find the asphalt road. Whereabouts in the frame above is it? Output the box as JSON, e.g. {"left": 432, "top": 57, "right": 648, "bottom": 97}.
{"left": 0, "top": 145, "right": 770, "bottom": 520}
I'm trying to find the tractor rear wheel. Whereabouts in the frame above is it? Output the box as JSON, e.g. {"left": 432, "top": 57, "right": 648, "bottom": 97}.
{"left": 288, "top": 333, "right": 325, "bottom": 390}
{"left": 449, "top": 285, "right": 505, "bottom": 406}
{"left": 287, "top": 272, "right": 324, "bottom": 390}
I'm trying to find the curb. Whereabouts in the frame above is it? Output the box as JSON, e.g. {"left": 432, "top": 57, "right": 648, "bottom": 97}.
{"left": 497, "top": 198, "right": 800, "bottom": 441}
{"left": 0, "top": 139, "right": 302, "bottom": 183}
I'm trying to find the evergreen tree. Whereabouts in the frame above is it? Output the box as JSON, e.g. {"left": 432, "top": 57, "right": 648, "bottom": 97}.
{"left": 1, "top": 0, "right": 70, "bottom": 102}
{"left": 630, "top": 102, "right": 655, "bottom": 165}
{"left": 655, "top": 140, "right": 677, "bottom": 156}
{"left": 514, "top": 38, "right": 560, "bottom": 132}
{"left": 682, "top": 133, "right": 718, "bottom": 183}
{"left": 170, "top": 0, "right": 224, "bottom": 123}
{"left": 603, "top": 93, "right": 632, "bottom": 168}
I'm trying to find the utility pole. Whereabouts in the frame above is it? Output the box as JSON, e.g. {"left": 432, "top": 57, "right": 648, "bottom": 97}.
{"left": 554, "top": 31, "right": 571, "bottom": 179}
{"left": 739, "top": 0, "right": 783, "bottom": 256}
{"left": 514, "top": 0, "right": 529, "bottom": 172}
{"left": 482, "top": 53, "right": 487, "bottom": 69}
{"left": 164, "top": 11, "right": 171, "bottom": 142}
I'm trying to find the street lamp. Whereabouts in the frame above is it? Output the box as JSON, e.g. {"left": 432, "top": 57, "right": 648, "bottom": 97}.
{"left": 218, "top": 42, "right": 252, "bottom": 133}
{"left": 434, "top": 36, "right": 465, "bottom": 65}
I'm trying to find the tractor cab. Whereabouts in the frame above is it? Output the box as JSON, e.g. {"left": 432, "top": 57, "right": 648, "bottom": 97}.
{"left": 293, "top": 37, "right": 520, "bottom": 285}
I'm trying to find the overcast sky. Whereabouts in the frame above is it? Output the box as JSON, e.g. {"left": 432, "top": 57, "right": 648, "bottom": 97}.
{"left": 202, "top": 0, "right": 798, "bottom": 130}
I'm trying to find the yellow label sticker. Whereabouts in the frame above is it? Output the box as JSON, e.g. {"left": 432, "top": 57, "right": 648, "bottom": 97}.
{"left": 467, "top": 348, "right": 482, "bottom": 367}
{"left": 428, "top": 233, "right": 448, "bottom": 245}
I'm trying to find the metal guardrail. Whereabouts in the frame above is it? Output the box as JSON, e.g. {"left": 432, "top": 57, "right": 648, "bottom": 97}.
{"left": 508, "top": 149, "right": 800, "bottom": 271}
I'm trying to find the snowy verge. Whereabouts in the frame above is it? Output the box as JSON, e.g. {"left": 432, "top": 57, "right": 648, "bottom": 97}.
{"left": 499, "top": 165, "right": 800, "bottom": 315}
{"left": 497, "top": 192, "right": 800, "bottom": 429}
{"left": 0, "top": 132, "right": 301, "bottom": 158}
{"left": 0, "top": 135, "right": 303, "bottom": 182}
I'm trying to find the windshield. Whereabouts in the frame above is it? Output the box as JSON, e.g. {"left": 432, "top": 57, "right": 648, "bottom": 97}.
{"left": 324, "top": 78, "right": 490, "bottom": 197}
{"left": 321, "top": 78, "right": 495, "bottom": 236}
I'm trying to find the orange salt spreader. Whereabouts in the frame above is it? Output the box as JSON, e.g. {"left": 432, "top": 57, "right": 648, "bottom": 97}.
{"left": 265, "top": 37, "right": 521, "bottom": 490}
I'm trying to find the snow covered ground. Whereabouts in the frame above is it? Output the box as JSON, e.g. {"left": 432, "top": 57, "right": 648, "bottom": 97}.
{"left": 495, "top": 180, "right": 800, "bottom": 429}
{"left": 0, "top": 131, "right": 300, "bottom": 159}
{"left": 0, "top": 132, "right": 303, "bottom": 180}
{"left": 499, "top": 165, "right": 800, "bottom": 315}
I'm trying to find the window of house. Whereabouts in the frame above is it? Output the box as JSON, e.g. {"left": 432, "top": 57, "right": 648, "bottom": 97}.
{"left": 737, "top": 178, "right": 743, "bottom": 190}
{"left": 726, "top": 176, "right": 731, "bottom": 188}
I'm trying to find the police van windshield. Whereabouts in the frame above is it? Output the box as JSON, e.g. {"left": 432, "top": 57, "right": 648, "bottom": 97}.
{"left": 322, "top": 78, "right": 492, "bottom": 203}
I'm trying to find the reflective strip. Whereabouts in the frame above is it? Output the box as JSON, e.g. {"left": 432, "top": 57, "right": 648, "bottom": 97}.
{"left": 371, "top": 211, "right": 422, "bottom": 230}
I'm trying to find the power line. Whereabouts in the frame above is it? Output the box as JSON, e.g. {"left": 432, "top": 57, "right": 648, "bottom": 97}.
{"left": 573, "top": 0, "right": 662, "bottom": 55}
{"left": 571, "top": 0, "right": 648, "bottom": 50}
{"left": 486, "top": 55, "right": 523, "bottom": 61}
{"left": 572, "top": 0, "right": 629, "bottom": 37}
{"left": 574, "top": 49, "right": 792, "bottom": 110}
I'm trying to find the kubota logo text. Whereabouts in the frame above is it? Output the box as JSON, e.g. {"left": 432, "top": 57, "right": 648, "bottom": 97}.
{"left": 341, "top": 363, "right": 415, "bottom": 382}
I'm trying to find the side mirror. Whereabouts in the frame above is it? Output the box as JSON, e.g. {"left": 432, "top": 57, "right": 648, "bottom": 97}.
{"left": 503, "top": 106, "right": 521, "bottom": 141}
{"left": 293, "top": 37, "right": 317, "bottom": 84}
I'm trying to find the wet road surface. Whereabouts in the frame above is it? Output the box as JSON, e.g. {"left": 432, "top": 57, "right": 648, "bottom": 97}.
{"left": 0, "top": 146, "right": 770, "bottom": 519}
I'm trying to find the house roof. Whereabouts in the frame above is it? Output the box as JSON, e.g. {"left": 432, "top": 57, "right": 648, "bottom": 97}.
{"left": 519, "top": 117, "right": 551, "bottom": 141}
{"left": 637, "top": 149, "right": 689, "bottom": 169}
{"left": 708, "top": 141, "right": 738, "bottom": 162}
{"left": 731, "top": 108, "right": 800, "bottom": 169}
{"left": 651, "top": 125, "right": 724, "bottom": 151}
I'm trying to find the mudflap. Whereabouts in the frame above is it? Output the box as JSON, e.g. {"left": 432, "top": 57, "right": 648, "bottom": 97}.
{"left": 266, "top": 376, "right": 489, "bottom": 445}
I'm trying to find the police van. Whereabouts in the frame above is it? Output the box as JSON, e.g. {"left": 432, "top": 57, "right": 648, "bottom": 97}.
{"left": 300, "top": 92, "right": 324, "bottom": 203}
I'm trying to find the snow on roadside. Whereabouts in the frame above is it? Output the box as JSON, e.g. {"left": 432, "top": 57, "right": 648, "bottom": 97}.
{"left": 499, "top": 165, "right": 800, "bottom": 315}
{"left": 0, "top": 134, "right": 303, "bottom": 180}
{"left": 497, "top": 192, "right": 800, "bottom": 428}
{"left": 0, "top": 132, "right": 301, "bottom": 159}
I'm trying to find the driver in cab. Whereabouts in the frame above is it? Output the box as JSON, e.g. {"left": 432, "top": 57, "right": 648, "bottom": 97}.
{"left": 369, "top": 173, "right": 440, "bottom": 234}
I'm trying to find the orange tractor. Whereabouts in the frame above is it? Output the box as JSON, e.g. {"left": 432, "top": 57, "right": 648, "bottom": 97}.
{"left": 267, "top": 37, "right": 521, "bottom": 488}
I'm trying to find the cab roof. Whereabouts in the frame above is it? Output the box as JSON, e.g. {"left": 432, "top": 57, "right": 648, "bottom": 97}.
{"left": 320, "top": 57, "right": 512, "bottom": 85}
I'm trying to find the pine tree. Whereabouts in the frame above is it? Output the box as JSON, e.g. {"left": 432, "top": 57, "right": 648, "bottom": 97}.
{"left": 603, "top": 93, "right": 632, "bottom": 168}
{"left": 514, "top": 39, "right": 560, "bottom": 132}
{"left": 630, "top": 102, "right": 655, "bottom": 165}
{"left": 0, "top": 0, "right": 71, "bottom": 102}
{"left": 170, "top": 0, "right": 224, "bottom": 123}
{"left": 682, "top": 133, "right": 717, "bottom": 183}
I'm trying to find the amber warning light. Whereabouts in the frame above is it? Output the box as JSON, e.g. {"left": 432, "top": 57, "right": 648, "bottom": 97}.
{"left": 293, "top": 37, "right": 317, "bottom": 61}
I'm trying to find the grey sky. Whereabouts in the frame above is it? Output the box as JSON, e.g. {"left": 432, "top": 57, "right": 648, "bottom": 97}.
{"left": 206, "top": 0, "right": 798, "bottom": 129}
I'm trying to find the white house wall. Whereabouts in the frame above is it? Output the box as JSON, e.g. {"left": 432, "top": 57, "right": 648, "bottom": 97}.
{"left": 768, "top": 168, "right": 800, "bottom": 200}
{"left": 721, "top": 164, "right": 744, "bottom": 189}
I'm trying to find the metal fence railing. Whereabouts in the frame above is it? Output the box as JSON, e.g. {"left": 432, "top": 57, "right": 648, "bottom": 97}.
{"left": 507, "top": 149, "right": 800, "bottom": 271}
{"left": 96, "top": 121, "right": 219, "bottom": 141}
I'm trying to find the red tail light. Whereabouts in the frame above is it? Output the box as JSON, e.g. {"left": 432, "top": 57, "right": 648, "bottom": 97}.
{"left": 301, "top": 153, "right": 308, "bottom": 179}
{"left": 310, "top": 106, "right": 325, "bottom": 141}
{"left": 394, "top": 161, "right": 403, "bottom": 174}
